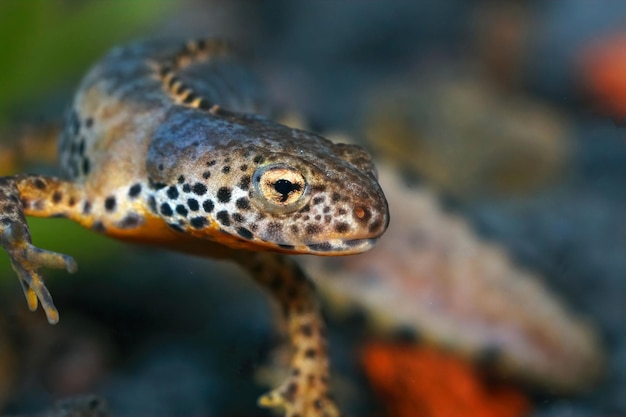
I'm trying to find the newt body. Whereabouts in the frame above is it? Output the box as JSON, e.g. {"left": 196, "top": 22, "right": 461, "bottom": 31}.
{"left": 0, "top": 39, "right": 389, "bottom": 417}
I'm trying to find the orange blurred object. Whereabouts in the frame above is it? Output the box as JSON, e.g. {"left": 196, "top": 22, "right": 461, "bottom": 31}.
{"left": 362, "top": 343, "right": 530, "bottom": 417}
{"left": 581, "top": 31, "right": 626, "bottom": 118}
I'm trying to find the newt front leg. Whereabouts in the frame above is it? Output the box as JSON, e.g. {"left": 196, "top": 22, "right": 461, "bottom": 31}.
{"left": 0, "top": 175, "right": 80, "bottom": 324}
{"left": 235, "top": 252, "right": 340, "bottom": 417}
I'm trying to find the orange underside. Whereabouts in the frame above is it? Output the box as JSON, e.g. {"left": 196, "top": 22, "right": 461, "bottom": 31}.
{"left": 91, "top": 213, "right": 258, "bottom": 259}
{"left": 95, "top": 212, "right": 367, "bottom": 258}
{"left": 361, "top": 343, "right": 530, "bottom": 417}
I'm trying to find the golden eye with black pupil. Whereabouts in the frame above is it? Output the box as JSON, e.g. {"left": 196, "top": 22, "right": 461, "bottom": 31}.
{"left": 251, "top": 164, "right": 309, "bottom": 214}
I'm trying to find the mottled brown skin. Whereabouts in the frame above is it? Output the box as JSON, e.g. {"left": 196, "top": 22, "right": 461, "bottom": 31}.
{"left": 0, "top": 39, "right": 389, "bottom": 416}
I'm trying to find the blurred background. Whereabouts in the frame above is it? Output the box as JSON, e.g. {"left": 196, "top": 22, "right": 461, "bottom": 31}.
{"left": 0, "top": 1, "right": 624, "bottom": 416}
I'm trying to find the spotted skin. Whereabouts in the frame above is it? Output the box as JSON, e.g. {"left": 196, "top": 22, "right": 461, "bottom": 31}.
{"left": 0, "top": 39, "right": 389, "bottom": 417}
{"left": 235, "top": 252, "right": 340, "bottom": 416}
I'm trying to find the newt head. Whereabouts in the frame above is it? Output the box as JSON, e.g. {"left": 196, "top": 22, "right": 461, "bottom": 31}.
{"left": 146, "top": 106, "right": 389, "bottom": 255}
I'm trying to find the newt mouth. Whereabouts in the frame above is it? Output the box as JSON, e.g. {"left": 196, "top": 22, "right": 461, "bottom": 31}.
{"left": 305, "top": 237, "right": 379, "bottom": 255}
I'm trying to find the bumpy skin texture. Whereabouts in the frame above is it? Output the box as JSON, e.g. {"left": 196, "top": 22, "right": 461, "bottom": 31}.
{"left": 0, "top": 39, "right": 389, "bottom": 416}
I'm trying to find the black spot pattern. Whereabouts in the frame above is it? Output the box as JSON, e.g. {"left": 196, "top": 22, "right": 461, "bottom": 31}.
{"left": 237, "top": 227, "right": 253, "bottom": 239}
{"left": 192, "top": 183, "right": 207, "bottom": 195}
{"left": 176, "top": 205, "right": 188, "bottom": 216}
{"left": 128, "top": 184, "right": 142, "bottom": 198}
{"left": 202, "top": 199, "right": 214, "bottom": 213}
{"left": 190, "top": 217, "right": 208, "bottom": 229}
{"left": 118, "top": 213, "right": 142, "bottom": 229}
{"left": 305, "top": 224, "right": 321, "bottom": 235}
{"left": 216, "top": 210, "right": 230, "bottom": 226}
{"left": 334, "top": 222, "right": 350, "bottom": 233}
{"left": 182, "top": 92, "right": 198, "bottom": 104}
{"left": 92, "top": 221, "right": 106, "bottom": 233}
{"left": 198, "top": 99, "right": 211, "bottom": 110}
{"left": 167, "top": 186, "right": 179, "bottom": 199}
{"left": 368, "top": 219, "right": 382, "bottom": 233}
{"left": 33, "top": 179, "right": 46, "bottom": 190}
{"left": 187, "top": 198, "right": 199, "bottom": 211}
{"left": 104, "top": 196, "right": 116, "bottom": 212}
{"left": 239, "top": 176, "right": 250, "bottom": 190}
{"left": 217, "top": 187, "right": 231, "bottom": 203}
{"left": 160, "top": 203, "right": 173, "bottom": 216}
{"left": 236, "top": 197, "right": 250, "bottom": 210}
{"left": 308, "top": 242, "right": 333, "bottom": 252}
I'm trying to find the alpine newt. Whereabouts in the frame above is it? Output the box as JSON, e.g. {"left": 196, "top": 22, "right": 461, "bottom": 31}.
{"left": 0, "top": 39, "right": 389, "bottom": 417}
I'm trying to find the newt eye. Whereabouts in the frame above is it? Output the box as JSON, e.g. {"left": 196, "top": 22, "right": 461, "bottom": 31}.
{"left": 252, "top": 165, "right": 308, "bottom": 213}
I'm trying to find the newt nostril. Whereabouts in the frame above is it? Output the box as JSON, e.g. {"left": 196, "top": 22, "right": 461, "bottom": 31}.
{"left": 352, "top": 206, "right": 371, "bottom": 224}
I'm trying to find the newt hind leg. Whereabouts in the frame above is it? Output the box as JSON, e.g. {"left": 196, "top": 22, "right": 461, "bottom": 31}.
{"left": 0, "top": 174, "right": 82, "bottom": 324}
{"left": 235, "top": 252, "right": 341, "bottom": 417}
